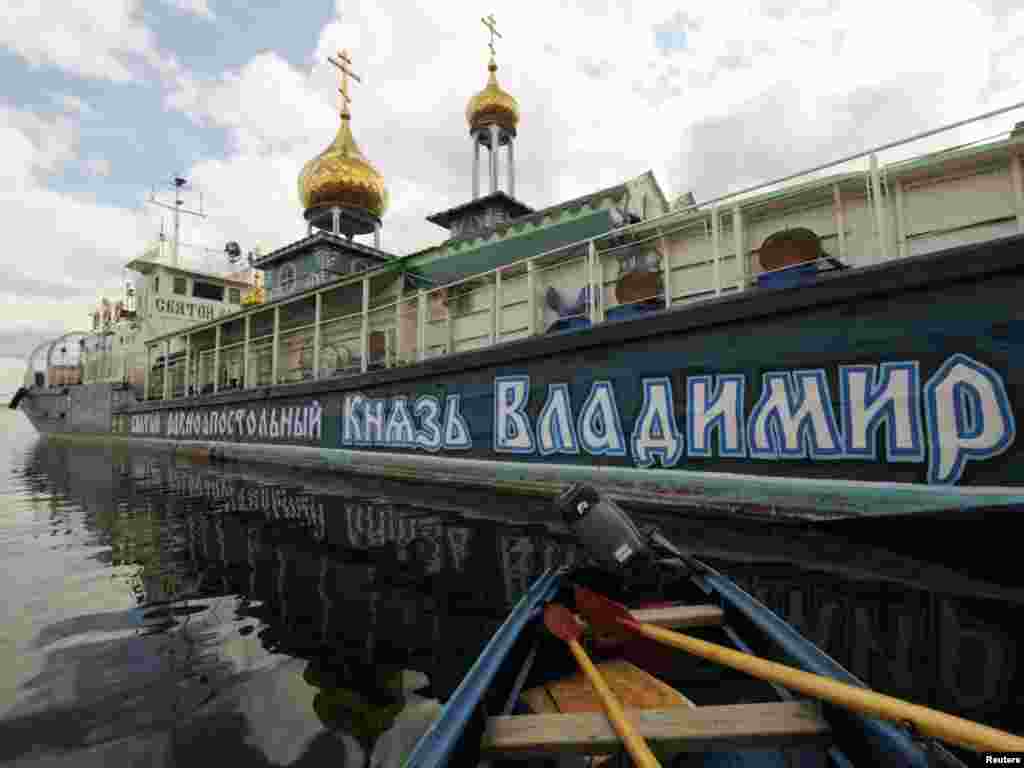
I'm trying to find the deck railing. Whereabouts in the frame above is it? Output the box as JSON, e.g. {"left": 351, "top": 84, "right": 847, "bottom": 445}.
{"left": 142, "top": 102, "right": 1024, "bottom": 402}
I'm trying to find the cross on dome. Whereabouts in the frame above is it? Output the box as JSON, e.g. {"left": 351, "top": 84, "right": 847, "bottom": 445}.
{"left": 482, "top": 14, "right": 501, "bottom": 57}
{"left": 328, "top": 49, "right": 362, "bottom": 117}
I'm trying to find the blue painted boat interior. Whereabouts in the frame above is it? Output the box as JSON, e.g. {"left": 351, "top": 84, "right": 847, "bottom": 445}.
{"left": 402, "top": 560, "right": 952, "bottom": 768}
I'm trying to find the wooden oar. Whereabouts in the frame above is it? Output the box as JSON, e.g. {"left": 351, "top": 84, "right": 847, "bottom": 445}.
{"left": 543, "top": 603, "right": 662, "bottom": 768}
{"left": 574, "top": 586, "right": 1024, "bottom": 754}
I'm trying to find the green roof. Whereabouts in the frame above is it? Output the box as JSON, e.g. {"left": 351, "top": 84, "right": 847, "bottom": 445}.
{"left": 412, "top": 209, "right": 613, "bottom": 283}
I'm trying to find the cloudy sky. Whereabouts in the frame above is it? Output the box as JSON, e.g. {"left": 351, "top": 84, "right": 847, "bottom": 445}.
{"left": 2, "top": 0, "right": 1024, "bottom": 365}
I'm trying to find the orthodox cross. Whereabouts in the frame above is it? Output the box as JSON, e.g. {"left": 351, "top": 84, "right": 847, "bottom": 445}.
{"left": 482, "top": 14, "right": 501, "bottom": 56}
{"left": 328, "top": 49, "right": 361, "bottom": 114}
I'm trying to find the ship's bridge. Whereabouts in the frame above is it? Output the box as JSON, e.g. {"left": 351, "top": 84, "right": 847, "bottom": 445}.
{"left": 124, "top": 257, "right": 255, "bottom": 331}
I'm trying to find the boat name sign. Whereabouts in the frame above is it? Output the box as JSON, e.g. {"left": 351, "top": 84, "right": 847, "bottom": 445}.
{"left": 131, "top": 401, "right": 322, "bottom": 442}
{"left": 338, "top": 353, "right": 1015, "bottom": 485}
{"left": 154, "top": 298, "right": 217, "bottom": 320}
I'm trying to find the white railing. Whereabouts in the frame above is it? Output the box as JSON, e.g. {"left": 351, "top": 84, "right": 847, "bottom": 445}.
{"left": 142, "top": 103, "right": 1024, "bottom": 401}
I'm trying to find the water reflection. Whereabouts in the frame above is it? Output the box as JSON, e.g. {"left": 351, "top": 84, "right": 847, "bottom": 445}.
{"left": 5, "top": 439, "right": 581, "bottom": 766}
{"left": 3, "top": 436, "right": 1023, "bottom": 766}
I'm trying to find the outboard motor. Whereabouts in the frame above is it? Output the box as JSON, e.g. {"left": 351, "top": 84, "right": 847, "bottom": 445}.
{"left": 555, "top": 484, "right": 697, "bottom": 596}
{"left": 555, "top": 483, "right": 653, "bottom": 573}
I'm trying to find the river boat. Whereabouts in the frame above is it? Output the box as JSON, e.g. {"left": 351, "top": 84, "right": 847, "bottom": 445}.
{"left": 401, "top": 487, "right": 1018, "bottom": 768}
{"left": 12, "top": 36, "right": 1024, "bottom": 520}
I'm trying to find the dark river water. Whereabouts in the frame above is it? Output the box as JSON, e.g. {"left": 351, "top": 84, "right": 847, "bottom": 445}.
{"left": 1, "top": 409, "right": 1022, "bottom": 767}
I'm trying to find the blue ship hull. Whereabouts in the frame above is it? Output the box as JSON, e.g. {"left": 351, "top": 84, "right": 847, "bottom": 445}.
{"left": 21, "top": 233, "right": 1024, "bottom": 520}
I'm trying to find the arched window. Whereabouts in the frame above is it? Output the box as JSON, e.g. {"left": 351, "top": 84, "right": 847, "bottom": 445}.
{"left": 279, "top": 263, "right": 296, "bottom": 294}
{"left": 317, "top": 248, "right": 335, "bottom": 280}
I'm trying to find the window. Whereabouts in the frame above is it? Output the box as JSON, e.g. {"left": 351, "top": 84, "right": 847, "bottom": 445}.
{"left": 173, "top": 276, "right": 188, "bottom": 295}
{"left": 228, "top": 287, "right": 241, "bottom": 304}
{"left": 154, "top": 276, "right": 160, "bottom": 294}
{"left": 193, "top": 281, "right": 225, "bottom": 301}
{"left": 279, "top": 263, "right": 296, "bottom": 293}
{"left": 318, "top": 248, "right": 336, "bottom": 276}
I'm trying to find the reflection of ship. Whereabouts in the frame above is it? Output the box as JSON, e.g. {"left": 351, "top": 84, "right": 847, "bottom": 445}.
{"left": 25, "top": 436, "right": 1024, "bottom": 608}
{"left": 103, "top": 446, "right": 1024, "bottom": 604}
{"left": 184, "top": 488, "right": 579, "bottom": 683}
{"left": 21, "top": 437, "right": 1023, "bottom": 732}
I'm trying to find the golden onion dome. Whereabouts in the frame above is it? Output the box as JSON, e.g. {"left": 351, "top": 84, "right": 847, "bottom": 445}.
{"left": 298, "top": 113, "right": 388, "bottom": 221}
{"left": 466, "top": 57, "right": 519, "bottom": 135}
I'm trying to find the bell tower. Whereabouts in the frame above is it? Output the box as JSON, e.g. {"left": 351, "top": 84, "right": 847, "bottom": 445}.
{"left": 466, "top": 14, "right": 520, "bottom": 200}
{"left": 427, "top": 15, "right": 534, "bottom": 239}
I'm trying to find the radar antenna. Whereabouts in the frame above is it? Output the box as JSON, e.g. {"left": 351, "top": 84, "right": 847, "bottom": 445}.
{"left": 147, "top": 176, "right": 207, "bottom": 267}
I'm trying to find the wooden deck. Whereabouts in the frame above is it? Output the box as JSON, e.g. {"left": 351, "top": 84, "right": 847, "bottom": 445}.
{"left": 522, "top": 660, "right": 695, "bottom": 715}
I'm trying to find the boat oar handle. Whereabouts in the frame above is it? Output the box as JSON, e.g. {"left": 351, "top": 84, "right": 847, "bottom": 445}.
{"left": 564, "top": 636, "right": 662, "bottom": 768}
{"left": 626, "top": 618, "right": 1024, "bottom": 754}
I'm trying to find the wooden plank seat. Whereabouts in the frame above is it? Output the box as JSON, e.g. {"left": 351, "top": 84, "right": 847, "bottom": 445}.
{"left": 576, "top": 604, "right": 724, "bottom": 633}
{"left": 481, "top": 701, "right": 832, "bottom": 759}
{"left": 632, "top": 604, "right": 724, "bottom": 629}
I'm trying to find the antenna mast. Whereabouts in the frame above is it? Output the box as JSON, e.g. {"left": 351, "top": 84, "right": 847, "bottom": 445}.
{"left": 147, "top": 176, "right": 207, "bottom": 267}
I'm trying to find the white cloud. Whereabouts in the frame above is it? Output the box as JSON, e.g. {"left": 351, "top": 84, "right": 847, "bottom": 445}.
{"left": 6, "top": 109, "right": 80, "bottom": 175}
{"left": 1, "top": 0, "right": 177, "bottom": 83}
{"left": 0, "top": 105, "right": 152, "bottom": 344}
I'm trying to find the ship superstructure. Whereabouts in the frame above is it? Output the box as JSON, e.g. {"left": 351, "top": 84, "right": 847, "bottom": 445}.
{"left": 21, "top": 240, "right": 255, "bottom": 394}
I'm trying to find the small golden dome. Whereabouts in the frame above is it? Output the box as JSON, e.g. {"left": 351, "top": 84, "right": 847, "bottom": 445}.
{"left": 466, "top": 58, "right": 519, "bottom": 135}
{"left": 298, "top": 114, "right": 388, "bottom": 221}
